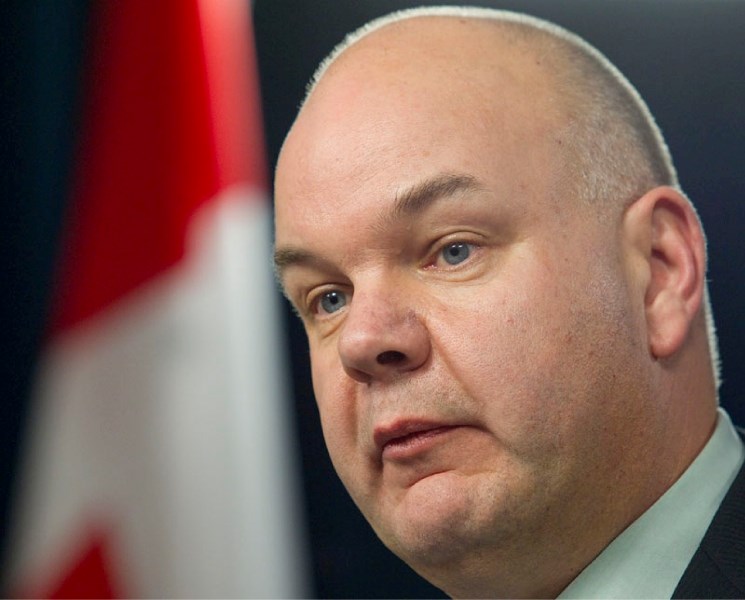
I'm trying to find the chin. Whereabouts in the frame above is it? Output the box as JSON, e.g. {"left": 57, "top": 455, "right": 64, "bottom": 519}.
{"left": 375, "top": 471, "right": 510, "bottom": 569}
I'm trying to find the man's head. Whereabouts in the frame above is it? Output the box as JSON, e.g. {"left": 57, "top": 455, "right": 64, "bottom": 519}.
{"left": 274, "top": 7, "right": 718, "bottom": 597}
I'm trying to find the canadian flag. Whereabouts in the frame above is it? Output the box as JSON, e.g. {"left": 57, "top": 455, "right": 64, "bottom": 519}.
{"left": 5, "top": 0, "right": 308, "bottom": 597}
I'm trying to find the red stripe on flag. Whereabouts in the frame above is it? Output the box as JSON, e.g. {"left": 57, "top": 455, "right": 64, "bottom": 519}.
{"left": 199, "top": 0, "right": 268, "bottom": 188}
{"left": 50, "top": 0, "right": 265, "bottom": 335}
{"left": 18, "top": 527, "right": 120, "bottom": 599}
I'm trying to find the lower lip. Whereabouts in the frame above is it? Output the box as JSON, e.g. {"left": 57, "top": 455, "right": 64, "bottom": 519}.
{"left": 381, "top": 426, "right": 457, "bottom": 461}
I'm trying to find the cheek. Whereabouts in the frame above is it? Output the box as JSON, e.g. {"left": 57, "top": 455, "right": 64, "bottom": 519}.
{"left": 310, "top": 345, "right": 361, "bottom": 464}
{"left": 434, "top": 258, "right": 620, "bottom": 449}
{"left": 310, "top": 363, "right": 379, "bottom": 517}
{"left": 438, "top": 266, "right": 564, "bottom": 383}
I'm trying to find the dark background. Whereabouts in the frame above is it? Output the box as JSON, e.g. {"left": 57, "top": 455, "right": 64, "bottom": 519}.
{"left": 3, "top": 1, "right": 745, "bottom": 597}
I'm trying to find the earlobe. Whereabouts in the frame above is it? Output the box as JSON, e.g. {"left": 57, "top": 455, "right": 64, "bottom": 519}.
{"left": 627, "top": 187, "right": 706, "bottom": 359}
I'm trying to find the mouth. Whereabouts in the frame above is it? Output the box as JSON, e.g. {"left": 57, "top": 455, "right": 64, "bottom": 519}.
{"left": 374, "top": 421, "right": 458, "bottom": 461}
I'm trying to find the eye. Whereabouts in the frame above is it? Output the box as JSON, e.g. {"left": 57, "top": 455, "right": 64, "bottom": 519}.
{"left": 317, "top": 290, "right": 347, "bottom": 315}
{"left": 440, "top": 242, "right": 473, "bottom": 266}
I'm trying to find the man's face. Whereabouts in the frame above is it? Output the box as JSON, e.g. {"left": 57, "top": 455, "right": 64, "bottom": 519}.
{"left": 275, "top": 20, "right": 653, "bottom": 585}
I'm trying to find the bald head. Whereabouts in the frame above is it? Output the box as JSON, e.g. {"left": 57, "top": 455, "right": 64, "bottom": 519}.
{"left": 301, "top": 7, "right": 677, "bottom": 210}
{"left": 282, "top": 6, "right": 719, "bottom": 386}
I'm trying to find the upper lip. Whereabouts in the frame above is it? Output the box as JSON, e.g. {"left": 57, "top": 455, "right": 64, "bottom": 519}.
{"left": 373, "top": 419, "right": 453, "bottom": 454}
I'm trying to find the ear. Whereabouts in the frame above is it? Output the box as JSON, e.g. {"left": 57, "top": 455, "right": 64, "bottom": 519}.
{"left": 623, "top": 186, "right": 706, "bottom": 359}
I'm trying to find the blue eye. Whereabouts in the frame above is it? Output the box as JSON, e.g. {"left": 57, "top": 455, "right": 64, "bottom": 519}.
{"left": 441, "top": 242, "right": 471, "bottom": 265}
{"left": 319, "top": 290, "right": 347, "bottom": 314}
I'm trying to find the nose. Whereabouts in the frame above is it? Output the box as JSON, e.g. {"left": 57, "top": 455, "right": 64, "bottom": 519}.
{"left": 337, "top": 288, "right": 431, "bottom": 384}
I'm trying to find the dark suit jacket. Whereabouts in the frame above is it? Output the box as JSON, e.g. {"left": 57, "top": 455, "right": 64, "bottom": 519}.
{"left": 673, "top": 434, "right": 745, "bottom": 598}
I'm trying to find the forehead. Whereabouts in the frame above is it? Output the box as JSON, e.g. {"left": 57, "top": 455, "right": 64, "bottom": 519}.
{"left": 274, "top": 17, "right": 569, "bottom": 244}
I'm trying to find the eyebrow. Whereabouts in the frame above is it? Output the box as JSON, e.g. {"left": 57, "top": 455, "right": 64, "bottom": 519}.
{"left": 273, "top": 172, "right": 483, "bottom": 279}
{"left": 391, "top": 172, "right": 482, "bottom": 219}
{"left": 273, "top": 247, "right": 319, "bottom": 278}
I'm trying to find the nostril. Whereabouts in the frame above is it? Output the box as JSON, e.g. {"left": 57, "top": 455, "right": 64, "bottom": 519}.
{"left": 377, "top": 350, "right": 406, "bottom": 365}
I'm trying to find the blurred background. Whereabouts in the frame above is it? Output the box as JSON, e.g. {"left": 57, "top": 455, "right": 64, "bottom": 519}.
{"left": 2, "top": 0, "right": 744, "bottom": 597}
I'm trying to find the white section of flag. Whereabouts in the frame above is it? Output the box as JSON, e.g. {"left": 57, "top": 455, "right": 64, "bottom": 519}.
{"left": 7, "top": 187, "right": 309, "bottom": 597}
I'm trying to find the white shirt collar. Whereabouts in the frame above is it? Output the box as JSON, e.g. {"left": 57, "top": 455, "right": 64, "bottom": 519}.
{"left": 558, "top": 408, "right": 744, "bottom": 599}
